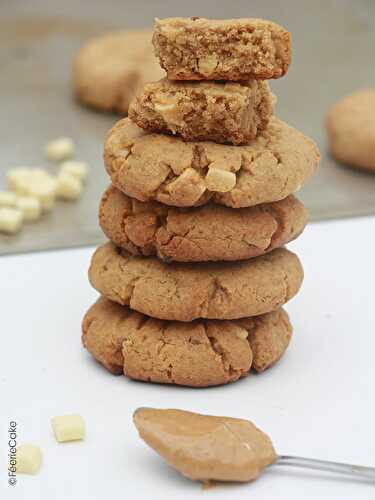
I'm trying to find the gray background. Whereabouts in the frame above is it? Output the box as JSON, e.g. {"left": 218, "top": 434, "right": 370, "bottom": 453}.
{"left": 1, "top": 0, "right": 375, "bottom": 255}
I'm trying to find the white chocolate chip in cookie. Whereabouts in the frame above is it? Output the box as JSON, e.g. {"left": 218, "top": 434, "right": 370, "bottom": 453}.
{"left": 0, "top": 207, "right": 23, "bottom": 234}
{"left": 236, "top": 330, "right": 249, "bottom": 340}
{"left": 0, "top": 191, "right": 18, "bottom": 207}
{"left": 45, "top": 137, "right": 75, "bottom": 161}
{"left": 51, "top": 414, "right": 85, "bottom": 443}
{"left": 198, "top": 55, "right": 218, "bottom": 76}
{"left": 56, "top": 173, "right": 83, "bottom": 201}
{"left": 17, "top": 196, "right": 42, "bottom": 221}
{"left": 16, "top": 444, "right": 42, "bottom": 475}
{"left": 205, "top": 168, "right": 236, "bottom": 192}
{"left": 165, "top": 168, "right": 206, "bottom": 205}
{"left": 154, "top": 98, "right": 182, "bottom": 128}
{"left": 60, "top": 161, "right": 89, "bottom": 182}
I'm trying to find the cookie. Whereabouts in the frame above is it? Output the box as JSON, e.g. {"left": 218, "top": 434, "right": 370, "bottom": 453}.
{"left": 73, "top": 30, "right": 164, "bottom": 114}
{"left": 153, "top": 17, "right": 291, "bottom": 80}
{"left": 99, "top": 185, "right": 307, "bottom": 262}
{"left": 326, "top": 89, "right": 375, "bottom": 172}
{"left": 88, "top": 242, "right": 303, "bottom": 321}
{"left": 82, "top": 297, "right": 292, "bottom": 387}
{"left": 128, "top": 78, "right": 275, "bottom": 145}
{"left": 104, "top": 117, "right": 319, "bottom": 208}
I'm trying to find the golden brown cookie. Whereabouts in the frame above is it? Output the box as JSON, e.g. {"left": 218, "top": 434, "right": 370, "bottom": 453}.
{"left": 88, "top": 242, "right": 303, "bottom": 321}
{"left": 104, "top": 117, "right": 319, "bottom": 208}
{"left": 326, "top": 89, "right": 375, "bottom": 172}
{"left": 99, "top": 185, "right": 307, "bottom": 262}
{"left": 73, "top": 30, "right": 164, "bottom": 113}
{"left": 128, "top": 78, "right": 275, "bottom": 145}
{"left": 153, "top": 17, "right": 291, "bottom": 80}
{"left": 82, "top": 297, "right": 292, "bottom": 387}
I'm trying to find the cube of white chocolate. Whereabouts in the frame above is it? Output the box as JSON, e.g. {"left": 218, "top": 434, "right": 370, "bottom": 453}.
{"left": 31, "top": 168, "right": 52, "bottom": 180}
{"left": 17, "top": 196, "right": 42, "bottom": 221}
{"left": 60, "top": 161, "right": 89, "bottom": 182}
{"left": 56, "top": 173, "right": 83, "bottom": 201}
{"left": 8, "top": 168, "right": 56, "bottom": 210}
{"left": 25, "top": 177, "right": 57, "bottom": 212}
{"left": 51, "top": 414, "right": 85, "bottom": 442}
{"left": 7, "top": 167, "right": 32, "bottom": 191}
{"left": 205, "top": 168, "right": 236, "bottom": 193}
{"left": 0, "top": 207, "right": 23, "bottom": 234}
{"left": 45, "top": 137, "right": 75, "bottom": 161}
{"left": 0, "top": 191, "right": 18, "bottom": 207}
{"left": 16, "top": 444, "right": 42, "bottom": 474}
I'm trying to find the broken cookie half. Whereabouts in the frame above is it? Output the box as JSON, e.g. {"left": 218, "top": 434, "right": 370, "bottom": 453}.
{"left": 82, "top": 297, "right": 292, "bottom": 387}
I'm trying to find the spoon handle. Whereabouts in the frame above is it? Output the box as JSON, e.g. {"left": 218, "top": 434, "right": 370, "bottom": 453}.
{"left": 275, "top": 455, "right": 375, "bottom": 480}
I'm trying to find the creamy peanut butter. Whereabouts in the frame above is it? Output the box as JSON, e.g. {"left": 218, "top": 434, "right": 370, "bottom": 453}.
{"left": 133, "top": 408, "right": 277, "bottom": 482}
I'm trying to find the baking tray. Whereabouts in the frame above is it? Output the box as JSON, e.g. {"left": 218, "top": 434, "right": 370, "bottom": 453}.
{"left": 1, "top": 0, "right": 375, "bottom": 255}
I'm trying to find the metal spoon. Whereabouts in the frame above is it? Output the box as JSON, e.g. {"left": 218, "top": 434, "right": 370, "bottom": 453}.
{"left": 274, "top": 455, "right": 375, "bottom": 481}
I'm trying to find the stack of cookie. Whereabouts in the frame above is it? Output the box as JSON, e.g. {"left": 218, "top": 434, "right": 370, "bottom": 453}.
{"left": 82, "top": 17, "right": 320, "bottom": 388}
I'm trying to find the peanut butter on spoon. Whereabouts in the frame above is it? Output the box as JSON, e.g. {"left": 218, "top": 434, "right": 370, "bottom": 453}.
{"left": 133, "top": 408, "right": 277, "bottom": 482}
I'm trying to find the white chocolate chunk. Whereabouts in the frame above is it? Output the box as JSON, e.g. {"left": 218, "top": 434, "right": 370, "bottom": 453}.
{"left": 56, "top": 173, "right": 83, "bottom": 201}
{"left": 198, "top": 55, "right": 218, "bottom": 75}
{"left": 205, "top": 168, "right": 236, "bottom": 192}
{"left": 45, "top": 137, "right": 75, "bottom": 161}
{"left": 31, "top": 168, "right": 52, "bottom": 180}
{"left": 51, "top": 414, "right": 85, "bottom": 442}
{"left": 17, "top": 196, "right": 42, "bottom": 221}
{"left": 0, "top": 191, "right": 18, "bottom": 207}
{"left": 7, "top": 167, "right": 32, "bottom": 191}
{"left": 154, "top": 98, "right": 182, "bottom": 127}
{"left": 236, "top": 330, "right": 249, "bottom": 340}
{"left": 60, "top": 161, "right": 89, "bottom": 182}
{"left": 22, "top": 178, "right": 57, "bottom": 212}
{"left": 166, "top": 168, "right": 206, "bottom": 205}
{"left": 0, "top": 207, "right": 23, "bottom": 234}
{"left": 16, "top": 444, "right": 42, "bottom": 474}
{"left": 8, "top": 168, "right": 57, "bottom": 211}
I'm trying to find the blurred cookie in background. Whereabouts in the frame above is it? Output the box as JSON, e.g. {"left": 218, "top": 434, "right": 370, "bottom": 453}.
{"left": 73, "top": 30, "right": 164, "bottom": 114}
{"left": 326, "top": 89, "right": 375, "bottom": 172}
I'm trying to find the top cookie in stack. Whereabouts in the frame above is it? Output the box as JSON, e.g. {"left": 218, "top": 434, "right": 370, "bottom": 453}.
{"left": 152, "top": 17, "right": 291, "bottom": 81}
{"left": 83, "top": 17, "right": 320, "bottom": 388}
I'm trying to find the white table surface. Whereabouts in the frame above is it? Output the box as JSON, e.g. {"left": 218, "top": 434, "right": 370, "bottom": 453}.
{"left": 1, "top": 216, "right": 375, "bottom": 500}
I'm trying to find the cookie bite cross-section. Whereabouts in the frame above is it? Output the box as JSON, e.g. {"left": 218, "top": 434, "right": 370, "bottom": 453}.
{"left": 82, "top": 16, "right": 319, "bottom": 387}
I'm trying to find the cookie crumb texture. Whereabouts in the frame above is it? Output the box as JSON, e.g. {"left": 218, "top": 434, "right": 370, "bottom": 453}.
{"left": 104, "top": 117, "right": 319, "bottom": 208}
{"left": 326, "top": 88, "right": 375, "bottom": 171}
{"left": 129, "top": 78, "right": 274, "bottom": 144}
{"left": 153, "top": 17, "right": 291, "bottom": 80}
{"left": 73, "top": 30, "right": 164, "bottom": 114}
{"left": 82, "top": 297, "right": 292, "bottom": 387}
{"left": 99, "top": 186, "right": 307, "bottom": 262}
{"left": 88, "top": 242, "right": 303, "bottom": 321}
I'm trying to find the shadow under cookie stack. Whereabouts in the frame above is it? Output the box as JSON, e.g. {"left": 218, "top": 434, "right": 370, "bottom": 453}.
{"left": 82, "top": 17, "right": 320, "bottom": 387}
